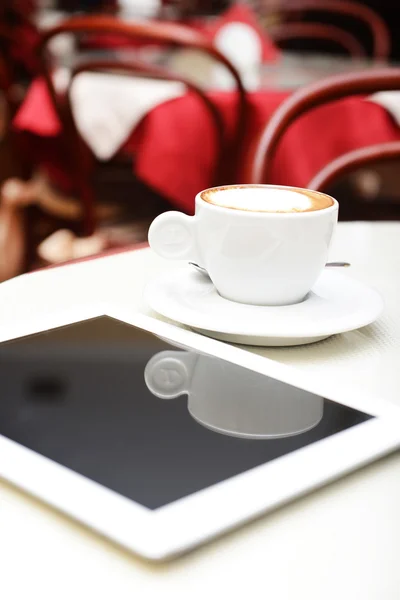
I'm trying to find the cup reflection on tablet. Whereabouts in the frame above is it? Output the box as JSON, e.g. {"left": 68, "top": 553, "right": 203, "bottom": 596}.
{"left": 144, "top": 351, "right": 324, "bottom": 440}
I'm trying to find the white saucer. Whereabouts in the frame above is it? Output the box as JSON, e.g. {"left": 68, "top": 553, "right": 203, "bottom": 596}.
{"left": 144, "top": 268, "right": 384, "bottom": 346}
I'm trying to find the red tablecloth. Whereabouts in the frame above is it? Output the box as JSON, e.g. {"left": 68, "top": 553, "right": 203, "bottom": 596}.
{"left": 13, "top": 79, "right": 400, "bottom": 213}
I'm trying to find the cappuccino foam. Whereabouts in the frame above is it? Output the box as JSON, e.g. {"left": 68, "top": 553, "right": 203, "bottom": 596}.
{"left": 201, "top": 186, "right": 334, "bottom": 213}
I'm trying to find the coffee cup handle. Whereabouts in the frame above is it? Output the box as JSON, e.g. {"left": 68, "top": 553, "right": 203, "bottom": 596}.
{"left": 148, "top": 211, "right": 201, "bottom": 262}
{"left": 144, "top": 351, "right": 197, "bottom": 399}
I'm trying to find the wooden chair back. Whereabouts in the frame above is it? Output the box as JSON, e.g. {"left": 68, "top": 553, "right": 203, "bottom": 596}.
{"left": 268, "top": 0, "right": 391, "bottom": 60}
{"left": 269, "top": 22, "right": 365, "bottom": 58}
{"left": 308, "top": 141, "right": 400, "bottom": 220}
{"left": 250, "top": 68, "right": 400, "bottom": 185}
{"left": 70, "top": 57, "right": 226, "bottom": 227}
{"left": 36, "top": 15, "right": 248, "bottom": 235}
{"left": 309, "top": 141, "right": 400, "bottom": 191}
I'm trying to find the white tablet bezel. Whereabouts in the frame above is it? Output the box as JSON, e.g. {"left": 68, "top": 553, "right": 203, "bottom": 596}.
{"left": 0, "top": 301, "right": 399, "bottom": 561}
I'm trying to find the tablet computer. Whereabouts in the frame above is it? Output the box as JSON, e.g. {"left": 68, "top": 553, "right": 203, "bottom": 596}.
{"left": 0, "top": 314, "right": 399, "bottom": 561}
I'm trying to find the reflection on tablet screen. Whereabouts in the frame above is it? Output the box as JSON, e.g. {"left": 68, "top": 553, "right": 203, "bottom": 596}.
{"left": 0, "top": 317, "right": 372, "bottom": 509}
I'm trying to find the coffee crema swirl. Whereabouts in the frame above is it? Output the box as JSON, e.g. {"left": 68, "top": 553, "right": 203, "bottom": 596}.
{"left": 200, "top": 185, "right": 334, "bottom": 213}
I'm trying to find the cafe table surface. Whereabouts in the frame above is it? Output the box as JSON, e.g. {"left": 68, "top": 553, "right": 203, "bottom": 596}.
{"left": 1, "top": 221, "right": 400, "bottom": 599}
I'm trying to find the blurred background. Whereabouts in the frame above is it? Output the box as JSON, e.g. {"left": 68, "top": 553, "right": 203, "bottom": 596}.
{"left": 1, "top": 0, "right": 400, "bottom": 281}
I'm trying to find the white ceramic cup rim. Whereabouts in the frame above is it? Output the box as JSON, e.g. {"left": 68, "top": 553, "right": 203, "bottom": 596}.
{"left": 196, "top": 184, "right": 338, "bottom": 218}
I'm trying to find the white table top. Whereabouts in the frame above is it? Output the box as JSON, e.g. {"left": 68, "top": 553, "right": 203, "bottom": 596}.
{"left": 1, "top": 222, "right": 400, "bottom": 599}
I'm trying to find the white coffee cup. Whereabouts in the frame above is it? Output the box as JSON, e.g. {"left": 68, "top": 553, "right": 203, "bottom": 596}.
{"left": 148, "top": 184, "right": 339, "bottom": 306}
{"left": 145, "top": 350, "right": 324, "bottom": 439}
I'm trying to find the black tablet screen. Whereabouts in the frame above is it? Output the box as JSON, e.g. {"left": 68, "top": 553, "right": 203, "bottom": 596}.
{"left": 0, "top": 317, "right": 372, "bottom": 509}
